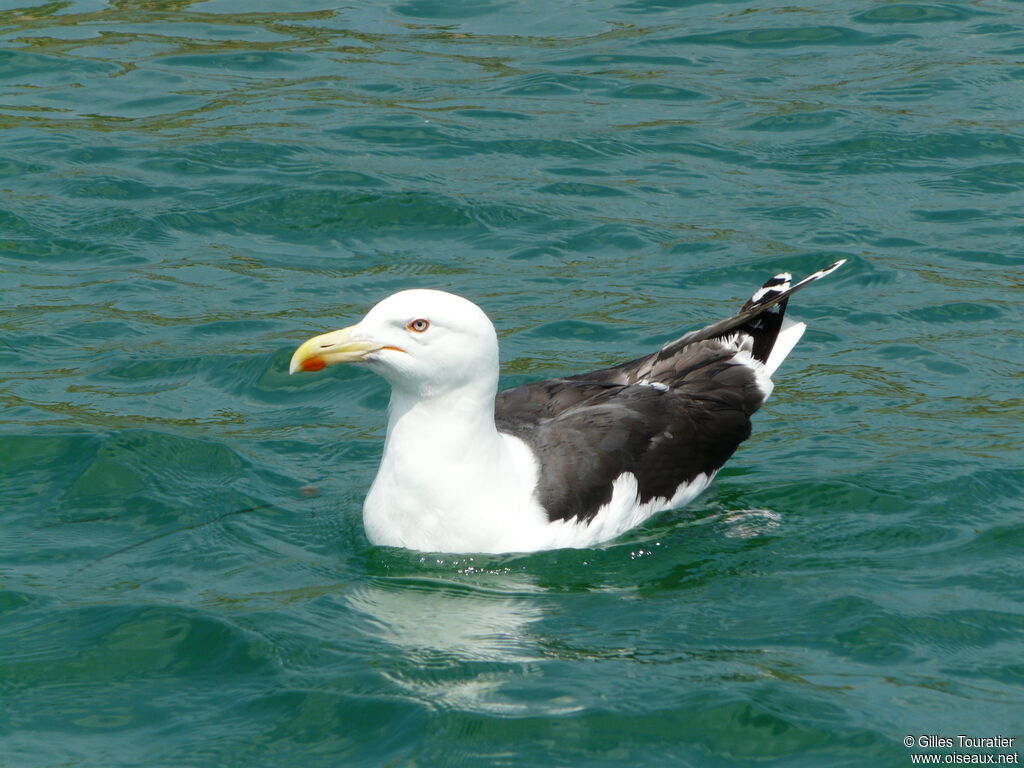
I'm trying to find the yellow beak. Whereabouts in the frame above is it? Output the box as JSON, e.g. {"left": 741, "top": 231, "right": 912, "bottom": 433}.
{"left": 289, "top": 325, "right": 381, "bottom": 375}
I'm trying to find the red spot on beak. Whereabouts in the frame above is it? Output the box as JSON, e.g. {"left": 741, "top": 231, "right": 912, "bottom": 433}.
{"left": 301, "top": 357, "right": 327, "bottom": 372}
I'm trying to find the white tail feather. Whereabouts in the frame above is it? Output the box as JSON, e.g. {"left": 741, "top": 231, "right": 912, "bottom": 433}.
{"left": 764, "top": 319, "right": 806, "bottom": 377}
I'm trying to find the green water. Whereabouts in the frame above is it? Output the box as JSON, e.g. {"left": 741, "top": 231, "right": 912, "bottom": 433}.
{"left": 2, "top": 1, "right": 1022, "bottom": 766}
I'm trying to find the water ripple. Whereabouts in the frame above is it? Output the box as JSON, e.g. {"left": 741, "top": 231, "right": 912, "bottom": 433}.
{"left": 1, "top": 0, "right": 1022, "bottom": 765}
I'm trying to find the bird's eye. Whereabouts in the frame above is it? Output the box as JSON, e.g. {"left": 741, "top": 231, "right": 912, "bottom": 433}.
{"left": 408, "top": 318, "right": 430, "bottom": 333}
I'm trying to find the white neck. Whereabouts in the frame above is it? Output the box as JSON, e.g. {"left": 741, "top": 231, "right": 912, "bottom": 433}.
{"left": 383, "top": 381, "right": 502, "bottom": 467}
{"left": 363, "top": 375, "right": 541, "bottom": 551}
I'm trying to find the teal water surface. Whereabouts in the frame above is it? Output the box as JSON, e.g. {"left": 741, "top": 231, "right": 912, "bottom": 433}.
{"left": 2, "top": 1, "right": 1022, "bottom": 766}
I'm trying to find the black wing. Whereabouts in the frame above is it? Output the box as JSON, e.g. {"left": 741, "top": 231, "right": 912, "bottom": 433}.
{"left": 494, "top": 260, "right": 844, "bottom": 524}
{"left": 496, "top": 340, "right": 762, "bottom": 524}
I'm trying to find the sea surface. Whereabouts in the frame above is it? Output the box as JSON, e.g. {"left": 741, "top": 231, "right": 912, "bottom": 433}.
{"left": 1, "top": 1, "right": 1022, "bottom": 766}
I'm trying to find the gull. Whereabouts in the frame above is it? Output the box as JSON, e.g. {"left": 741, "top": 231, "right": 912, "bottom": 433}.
{"left": 289, "top": 260, "right": 844, "bottom": 553}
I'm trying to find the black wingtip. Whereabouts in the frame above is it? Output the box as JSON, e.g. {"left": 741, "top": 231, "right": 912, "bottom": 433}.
{"left": 654, "top": 259, "right": 845, "bottom": 364}
{"left": 739, "top": 259, "right": 846, "bottom": 363}
{"left": 740, "top": 271, "right": 792, "bottom": 315}
{"left": 738, "top": 285, "right": 790, "bottom": 363}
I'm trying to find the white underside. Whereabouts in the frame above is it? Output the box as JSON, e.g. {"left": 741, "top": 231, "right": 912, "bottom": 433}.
{"left": 534, "top": 469, "right": 715, "bottom": 551}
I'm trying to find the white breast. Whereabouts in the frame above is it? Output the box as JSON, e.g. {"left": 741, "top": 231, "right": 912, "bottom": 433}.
{"left": 363, "top": 431, "right": 551, "bottom": 553}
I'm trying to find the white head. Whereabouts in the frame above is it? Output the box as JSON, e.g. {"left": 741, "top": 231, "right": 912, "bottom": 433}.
{"left": 289, "top": 289, "right": 500, "bottom": 399}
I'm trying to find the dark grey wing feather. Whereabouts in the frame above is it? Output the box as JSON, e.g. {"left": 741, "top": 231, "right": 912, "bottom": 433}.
{"left": 496, "top": 340, "right": 764, "bottom": 524}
